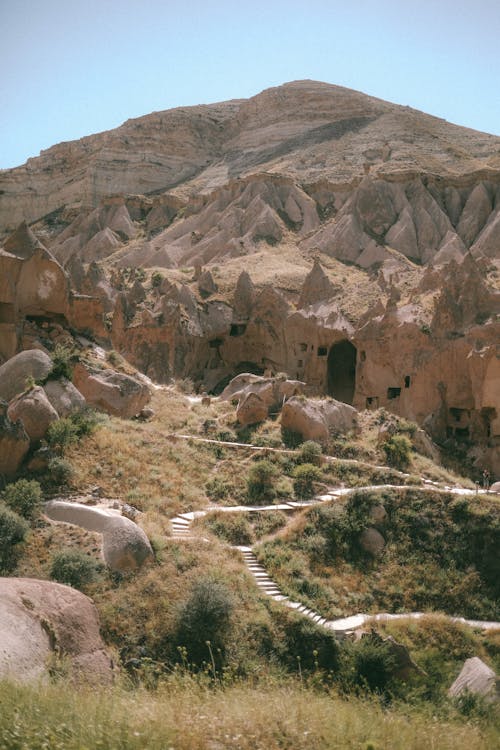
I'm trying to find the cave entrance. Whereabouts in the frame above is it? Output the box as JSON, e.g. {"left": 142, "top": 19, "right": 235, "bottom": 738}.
{"left": 327, "top": 340, "right": 357, "bottom": 404}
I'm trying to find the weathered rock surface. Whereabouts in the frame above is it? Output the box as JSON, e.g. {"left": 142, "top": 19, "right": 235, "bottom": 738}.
{"left": 359, "top": 527, "right": 386, "bottom": 556}
{"left": 44, "top": 500, "right": 154, "bottom": 573}
{"left": 0, "top": 349, "right": 52, "bottom": 401}
{"left": 281, "top": 396, "right": 358, "bottom": 443}
{"left": 72, "top": 363, "right": 151, "bottom": 417}
{"left": 221, "top": 373, "right": 305, "bottom": 425}
{"left": 7, "top": 386, "right": 59, "bottom": 443}
{"left": 43, "top": 377, "right": 86, "bottom": 417}
{"left": 448, "top": 657, "right": 499, "bottom": 701}
{"left": 0, "top": 401, "right": 30, "bottom": 477}
{"left": 0, "top": 577, "right": 113, "bottom": 684}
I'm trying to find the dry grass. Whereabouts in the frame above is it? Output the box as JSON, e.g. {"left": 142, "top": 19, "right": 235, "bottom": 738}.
{"left": 0, "top": 677, "right": 496, "bottom": 750}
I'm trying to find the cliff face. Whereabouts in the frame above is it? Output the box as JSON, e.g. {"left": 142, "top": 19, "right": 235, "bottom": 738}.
{"left": 1, "top": 80, "right": 499, "bottom": 475}
{"left": 1, "top": 80, "right": 499, "bottom": 232}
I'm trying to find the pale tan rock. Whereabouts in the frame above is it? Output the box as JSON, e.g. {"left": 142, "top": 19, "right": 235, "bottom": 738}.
{"left": 448, "top": 657, "right": 498, "bottom": 701}
{"left": 7, "top": 386, "right": 59, "bottom": 443}
{"left": 44, "top": 500, "right": 154, "bottom": 573}
{"left": 73, "top": 362, "right": 151, "bottom": 418}
{"left": 0, "top": 350, "right": 53, "bottom": 402}
{"left": 43, "top": 377, "right": 86, "bottom": 417}
{"left": 281, "top": 396, "right": 358, "bottom": 443}
{"left": 298, "top": 259, "right": 336, "bottom": 308}
{"left": 0, "top": 577, "right": 113, "bottom": 684}
{"left": 236, "top": 392, "right": 269, "bottom": 425}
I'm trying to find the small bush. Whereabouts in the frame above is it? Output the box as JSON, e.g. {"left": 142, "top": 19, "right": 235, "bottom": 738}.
{"left": 50, "top": 550, "right": 103, "bottom": 590}
{"left": 69, "top": 406, "right": 101, "bottom": 437}
{"left": 174, "top": 577, "right": 234, "bottom": 668}
{"left": 382, "top": 434, "right": 412, "bottom": 470}
{"left": 151, "top": 271, "right": 163, "bottom": 288}
{"left": 298, "top": 440, "right": 323, "bottom": 466}
{"left": 292, "top": 463, "right": 322, "bottom": 500}
{"left": 47, "top": 457, "right": 75, "bottom": 487}
{"left": 205, "top": 513, "right": 254, "bottom": 545}
{"left": 205, "top": 477, "right": 231, "bottom": 501}
{"left": 46, "top": 418, "right": 79, "bottom": 453}
{"left": 2, "top": 479, "right": 43, "bottom": 519}
{"left": 47, "top": 344, "right": 76, "bottom": 381}
{"left": 349, "top": 635, "right": 398, "bottom": 693}
{"left": 246, "top": 460, "right": 279, "bottom": 505}
{"left": 0, "top": 504, "right": 29, "bottom": 571}
{"left": 106, "top": 350, "right": 123, "bottom": 367}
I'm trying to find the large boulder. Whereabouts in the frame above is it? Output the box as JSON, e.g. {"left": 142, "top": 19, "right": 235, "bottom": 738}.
{"left": 236, "top": 392, "right": 269, "bottom": 426}
{"left": 359, "top": 527, "right": 386, "bottom": 556}
{"left": 7, "top": 386, "right": 59, "bottom": 444}
{"left": 43, "top": 377, "right": 86, "bottom": 417}
{"left": 222, "top": 373, "right": 305, "bottom": 426}
{"left": 0, "top": 401, "right": 30, "bottom": 477}
{"left": 281, "top": 396, "right": 358, "bottom": 443}
{"left": 0, "top": 349, "right": 53, "bottom": 402}
{"left": 72, "top": 363, "right": 151, "bottom": 418}
{"left": 0, "top": 577, "right": 113, "bottom": 684}
{"left": 448, "top": 657, "right": 499, "bottom": 701}
{"left": 44, "top": 501, "right": 154, "bottom": 573}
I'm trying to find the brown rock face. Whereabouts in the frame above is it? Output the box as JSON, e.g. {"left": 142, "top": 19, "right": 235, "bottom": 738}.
{"left": 7, "top": 386, "right": 59, "bottom": 444}
{"left": 0, "top": 349, "right": 53, "bottom": 401}
{"left": 72, "top": 363, "right": 151, "bottom": 418}
{"left": 0, "top": 577, "right": 113, "bottom": 684}
{"left": 281, "top": 396, "right": 358, "bottom": 443}
{"left": 0, "top": 401, "right": 30, "bottom": 477}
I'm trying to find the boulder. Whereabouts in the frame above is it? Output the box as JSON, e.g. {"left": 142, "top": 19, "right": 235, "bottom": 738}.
{"left": 44, "top": 500, "right": 154, "bottom": 573}
{"left": 281, "top": 396, "right": 358, "bottom": 443}
{"left": 43, "top": 377, "right": 86, "bottom": 417}
{"left": 448, "top": 657, "right": 498, "bottom": 701}
{"left": 0, "top": 349, "right": 53, "bottom": 402}
{"left": 220, "top": 373, "right": 266, "bottom": 401}
{"left": 490, "top": 481, "right": 500, "bottom": 493}
{"left": 236, "top": 392, "right": 269, "bottom": 426}
{"left": 72, "top": 363, "right": 151, "bottom": 418}
{"left": 0, "top": 401, "right": 30, "bottom": 477}
{"left": 359, "top": 527, "right": 386, "bottom": 556}
{"left": 0, "top": 577, "right": 113, "bottom": 684}
{"left": 198, "top": 269, "right": 218, "bottom": 297}
{"left": 7, "top": 386, "right": 59, "bottom": 444}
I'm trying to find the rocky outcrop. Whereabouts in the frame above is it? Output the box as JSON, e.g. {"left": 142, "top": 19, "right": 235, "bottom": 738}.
{"left": 0, "top": 401, "right": 30, "bottom": 477}
{"left": 44, "top": 501, "right": 154, "bottom": 573}
{"left": 7, "top": 386, "right": 59, "bottom": 444}
{"left": 0, "top": 349, "right": 53, "bottom": 401}
{"left": 43, "top": 377, "right": 86, "bottom": 417}
{"left": 72, "top": 363, "right": 151, "bottom": 418}
{"left": 448, "top": 657, "right": 499, "bottom": 701}
{"left": 221, "top": 374, "right": 305, "bottom": 426}
{"left": 0, "top": 577, "right": 113, "bottom": 684}
{"left": 281, "top": 396, "right": 358, "bottom": 443}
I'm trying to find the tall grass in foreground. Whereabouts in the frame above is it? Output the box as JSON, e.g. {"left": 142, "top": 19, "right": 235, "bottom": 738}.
{"left": 0, "top": 677, "right": 496, "bottom": 750}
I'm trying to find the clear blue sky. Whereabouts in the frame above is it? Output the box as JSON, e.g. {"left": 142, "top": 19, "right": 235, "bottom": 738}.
{"left": 1, "top": 0, "right": 499, "bottom": 169}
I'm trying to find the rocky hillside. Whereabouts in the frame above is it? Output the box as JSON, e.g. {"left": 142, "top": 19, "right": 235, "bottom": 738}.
{"left": 1, "top": 80, "right": 499, "bottom": 476}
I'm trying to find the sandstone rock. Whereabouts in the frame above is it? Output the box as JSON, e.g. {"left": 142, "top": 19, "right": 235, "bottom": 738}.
{"left": 233, "top": 270, "right": 255, "bottom": 319}
{"left": 220, "top": 373, "right": 267, "bottom": 401}
{"left": 0, "top": 401, "right": 30, "bottom": 477}
{"left": 359, "top": 527, "right": 386, "bottom": 556}
{"left": 198, "top": 269, "right": 218, "bottom": 297}
{"left": 0, "top": 577, "right": 113, "bottom": 684}
{"left": 448, "top": 657, "right": 498, "bottom": 701}
{"left": 490, "top": 481, "right": 500, "bottom": 493}
{"left": 43, "top": 377, "right": 86, "bottom": 417}
{"left": 281, "top": 396, "right": 358, "bottom": 443}
{"left": 7, "top": 386, "right": 59, "bottom": 443}
{"left": 72, "top": 363, "right": 151, "bottom": 418}
{"left": 411, "top": 428, "right": 440, "bottom": 462}
{"left": 369, "top": 504, "right": 387, "bottom": 525}
{"left": 236, "top": 392, "right": 269, "bottom": 426}
{"left": 138, "top": 406, "right": 155, "bottom": 420}
{"left": 44, "top": 500, "right": 154, "bottom": 573}
{"left": 0, "top": 349, "right": 53, "bottom": 402}
{"left": 298, "top": 259, "right": 336, "bottom": 308}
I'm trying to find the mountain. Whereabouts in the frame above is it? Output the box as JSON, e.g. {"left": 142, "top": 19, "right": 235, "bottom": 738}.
{"left": 0, "top": 80, "right": 499, "bottom": 476}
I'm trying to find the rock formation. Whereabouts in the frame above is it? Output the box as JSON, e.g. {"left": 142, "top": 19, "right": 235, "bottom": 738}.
{"left": 0, "top": 577, "right": 113, "bottom": 684}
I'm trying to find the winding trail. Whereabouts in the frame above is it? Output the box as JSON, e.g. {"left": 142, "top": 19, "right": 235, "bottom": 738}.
{"left": 170, "top": 480, "right": 499, "bottom": 636}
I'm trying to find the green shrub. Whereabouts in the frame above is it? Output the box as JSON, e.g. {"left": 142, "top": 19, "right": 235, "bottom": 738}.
{"left": 281, "top": 427, "right": 303, "bottom": 448}
{"left": 46, "top": 418, "right": 79, "bottom": 453}
{"left": 0, "top": 504, "right": 29, "bottom": 571}
{"left": 348, "top": 634, "right": 398, "bottom": 693}
{"left": 50, "top": 550, "right": 103, "bottom": 590}
{"left": 205, "top": 513, "right": 254, "bottom": 545}
{"left": 69, "top": 406, "right": 101, "bottom": 437}
{"left": 174, "top": 577, "right": 234, "bottom": 668}
{"left": 246, "top": 460, "right": 279, "bottom": 505}
{"left": 151, "top": 271, "right": 163, "bottom": 288}
{"left": 47, "top": 457, "right": 75, "bottom": 487}
{"left": 279, "top": 612, "right": 340, "bottom": 673}
{"left": 292, "top": 463, "right": 322, "bottom": 500}
{"left": 2, "top": 479, "right": 42, "bottom": 519}
{"left": 205, "top": 477, "right": 231, "bottom": 501}
{"left": 298, "top": 440, "right": 323, "bottom": 466}
{"left": 382, "top": 434, "right": 412, "bottom": 470}
{"left": 47, "top": 344, "right": 76, "bottom": 381}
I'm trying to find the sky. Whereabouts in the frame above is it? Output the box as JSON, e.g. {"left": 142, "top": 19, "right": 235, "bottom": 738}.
{"left": 1, "top": 0, "right": 499, "bottom": 169}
